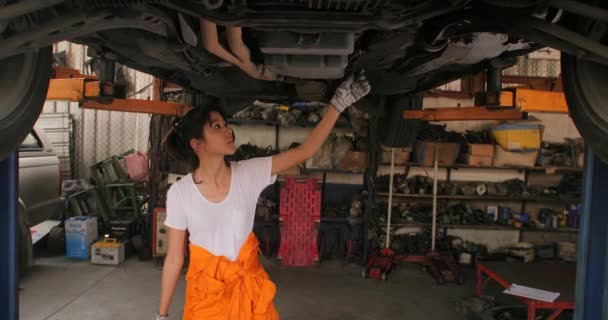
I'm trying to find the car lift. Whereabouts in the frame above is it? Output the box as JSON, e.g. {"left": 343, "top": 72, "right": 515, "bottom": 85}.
{"left": 0, "top": 65, "right": 604, "bottom": 318}
{"left": 46, "top": 67, "right": 192, "bottom": 117}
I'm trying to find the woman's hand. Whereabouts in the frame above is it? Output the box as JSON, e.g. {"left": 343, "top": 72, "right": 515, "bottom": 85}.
{"left": 330, "top": 71, "right": 371, "bottom": 113}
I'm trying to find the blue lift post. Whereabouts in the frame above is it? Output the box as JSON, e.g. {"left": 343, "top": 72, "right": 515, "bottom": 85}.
{"left": 574, "top": 147, "right": 608, "bottom": 320}
{"left": 0, "top": 152, "right": 19, "bottom": 320}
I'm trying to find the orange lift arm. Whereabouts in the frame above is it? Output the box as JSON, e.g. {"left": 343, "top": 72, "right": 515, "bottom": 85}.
{"left": 46, "top": 67, "right": 192, "bottom": 117}
{"left": 404, "top": 107, "right": 527, "bottom": 122}
{"left": 407, "top": 87, "right": 568, "bottom": 122}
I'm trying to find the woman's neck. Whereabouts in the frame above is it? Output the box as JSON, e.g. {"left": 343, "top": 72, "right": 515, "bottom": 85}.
{"left": 194, "top": 155, "right": 228, "bottom": 184}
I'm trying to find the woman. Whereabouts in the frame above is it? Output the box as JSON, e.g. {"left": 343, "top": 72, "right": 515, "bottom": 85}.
{"left": 156, "top": 73, "right": 370, "bottom": 320}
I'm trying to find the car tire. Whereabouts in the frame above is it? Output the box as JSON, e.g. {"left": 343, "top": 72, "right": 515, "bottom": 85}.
{"left": 381, "top": 93, "right": 423, "bottom": 148}
{"left": 561, "top": 7, "right": 608, "bottom": 162}
{"left": 0, "top": 47, "right": 53, "bottom": 160}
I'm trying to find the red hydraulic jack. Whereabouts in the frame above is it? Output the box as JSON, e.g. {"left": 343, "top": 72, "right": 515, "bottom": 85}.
{"left": 399, "top": 142, "right": 463, "bottom": 284}
{"left": 362, "top": 148, "right": 400, "bottom": 281}
{"left": 363, "top": 145, "right": 463, "bottom": 284}
{"left": 362, "top": 248, "right": 396, "bottom": 281}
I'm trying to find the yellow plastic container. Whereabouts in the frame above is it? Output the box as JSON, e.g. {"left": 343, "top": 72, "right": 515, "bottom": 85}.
{"left": 492, "top": 124, "right": 541, "bottom": 151}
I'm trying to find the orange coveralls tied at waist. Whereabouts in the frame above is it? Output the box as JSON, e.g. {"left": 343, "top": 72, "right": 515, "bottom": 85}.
{"left": 183, "top": 232, "right": 279, "bottom": 320}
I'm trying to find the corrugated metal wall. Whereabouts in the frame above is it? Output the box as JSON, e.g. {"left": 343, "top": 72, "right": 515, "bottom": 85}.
{"left": 39, "top": 41, "right": 152, "bottom": 179}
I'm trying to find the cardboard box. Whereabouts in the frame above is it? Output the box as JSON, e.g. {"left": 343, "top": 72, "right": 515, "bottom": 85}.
{"left": 493, "top": 145, "right": 539, "bottom": 167}
{"left": 468, "top": 144, "right": 494, "bottom": 157}
{"left": 414, "top": 141, "right": 461, "bottom": 166}
{"left": 65, "top": 216, "right": 98, "bottom": 259}
{"left": 380, "top": 147, "right": 412, "bottom": 165}
{"left": 91, "top": 238, "right": 125, "bottom": 265}
{"left": 465, "top": 154, "right": 493, "bottom": 167}
{"left": 340, "top": 151, "right": 368, "bottom": 172}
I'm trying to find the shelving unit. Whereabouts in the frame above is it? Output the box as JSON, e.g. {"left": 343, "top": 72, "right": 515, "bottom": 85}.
{"left": 378, "top": 221, "right": 578, "bottom": 232}
{"left": 379, "top": 162, "right": 584, "bottom": 173}
{"left": 374, "top": 159, "right": 582, "bottom": 234}
{"left": 376, "top": 192, "right": 581, "bottom": 204}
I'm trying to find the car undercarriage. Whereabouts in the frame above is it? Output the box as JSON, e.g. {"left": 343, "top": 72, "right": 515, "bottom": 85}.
{"left": 0, "top": 0, "right": 607, "bottom": 159}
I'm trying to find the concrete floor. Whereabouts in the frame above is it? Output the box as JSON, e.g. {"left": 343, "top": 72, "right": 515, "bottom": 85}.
{"left": 19, "top": 255, "right": 474, "bottom": 320}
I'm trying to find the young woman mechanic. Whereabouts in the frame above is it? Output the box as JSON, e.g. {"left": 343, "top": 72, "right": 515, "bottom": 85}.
{"left": 157, "top": 73, "right": 370, "bottom": 320}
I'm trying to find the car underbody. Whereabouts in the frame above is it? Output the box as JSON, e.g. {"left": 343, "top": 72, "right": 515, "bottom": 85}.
{"left": 0, "top": 1, "right": 578, "bottom": 101}
{"left": 0, "top": 0, "right": 607, "bottom": 158}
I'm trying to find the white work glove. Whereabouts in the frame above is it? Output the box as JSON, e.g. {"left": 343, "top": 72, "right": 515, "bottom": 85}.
{"left": 330, "top": 71, "right": 371, "bottom": 113}
{"left": 155, "top": 311, "right": 169, "bottom": 320}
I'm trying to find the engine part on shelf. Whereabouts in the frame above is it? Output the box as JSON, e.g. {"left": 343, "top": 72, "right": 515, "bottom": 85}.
{"left": 486, "top": 183, "right": 498, "bottom": 196}
{"left": 476, "top": 183, "right": 487, "bottom": 196}
{"left": 560, "top": 173, "right": 583, "bottom": 195}
{"left": 495, "top": 183, "right": 509, "bottom": 196}
{"left": 413, "top": 175, "right": 433, "bottom": 195}
{"left": 228, "top": 143, "right": 277, "bottom": 162}
{"left": 307, "top": 112, "right": 320, "bottom": 123}
{"left": 391, "top": 232, "right": 432, "bottom": 255}
{"left": 504, "top": 179, "right": 527, "bottom": 197}
{"left": 460, "top": 184, "right": 477, "bottom": 196}
{"left": 439, "top": 181, "right": 459, "bottom": 196}
{"left": 278, "top": 108, "right": 302, "bottom": 126}
{"left": 376, "top": 173, "right": 408, "bottom": 193}
{"left": 464, "top": 130, "right": 493, "bottom": 144}
{"left": 350, "top": 195, "right": 363, "bottom": 218}
{"left": 417, "top": 123, "right": 466, "bottom": 143}
{"left": 540, "top": 142, "right": 575, "bottom": 167}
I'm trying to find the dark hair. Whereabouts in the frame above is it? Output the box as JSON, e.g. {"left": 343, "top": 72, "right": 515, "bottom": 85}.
{"left": 164, "top": 105, "right": 228, "bottom": 169}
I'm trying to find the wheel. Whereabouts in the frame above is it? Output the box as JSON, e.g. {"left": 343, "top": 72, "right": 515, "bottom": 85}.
{"left": 0, "top": 47, "right": 53, "bottom": 160}
{"left": 381, "top": 93, "right": 424, "bottom": 148}
{"left": 561, "top": 6, "right": 608, "bottom": 162}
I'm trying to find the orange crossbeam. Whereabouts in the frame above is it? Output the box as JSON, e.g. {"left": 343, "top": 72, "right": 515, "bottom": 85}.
{"left": 83, "top": 99, "right": 192, "bottom": 117}
{"left": 510, "top": 88, "right": 569, "bottom": 113}
{"left": 52, "top": 67, "right": 98, "bottom": 80}
{"left": 404, "top": 107, "right": 527, "bottom": 121}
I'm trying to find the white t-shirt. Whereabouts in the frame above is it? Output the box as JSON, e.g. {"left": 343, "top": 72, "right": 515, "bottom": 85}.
{"left": 164, "top": 156, "right": 276, "bottom": 261}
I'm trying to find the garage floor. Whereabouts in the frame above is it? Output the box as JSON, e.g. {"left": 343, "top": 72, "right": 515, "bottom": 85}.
{"left": 19, "top": 255, "right": 473, "bottom": 320}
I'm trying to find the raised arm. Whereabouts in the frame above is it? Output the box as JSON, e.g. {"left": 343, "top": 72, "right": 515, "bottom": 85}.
{"left": 271, "top": 72, "right": 370, "bottom": 175}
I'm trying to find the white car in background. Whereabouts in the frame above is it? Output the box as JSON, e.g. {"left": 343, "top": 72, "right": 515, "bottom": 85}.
{"left": 18, "top": 127, "right": 64, "bottom": 272}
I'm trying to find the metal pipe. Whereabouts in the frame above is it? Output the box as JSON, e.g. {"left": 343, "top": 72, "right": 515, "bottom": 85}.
{"left": 431, "top": 143, "right": 438, "bottom": 252}
{"left": 199, "top": 19, "right": 274, "bottom": 80}
{"left": 487, "top": 65, "right": 502, "bottom": 93}
{"left": 0, "top": 0, "right": 64, "bottom": 20}
{"left": 385, "top": 147, "right": 395, "bottom": 250}
{"left": 549, "top": 0, "right": 608, "bottom": 23}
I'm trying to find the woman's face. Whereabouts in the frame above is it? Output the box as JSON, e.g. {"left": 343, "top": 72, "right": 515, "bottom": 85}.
{"left": 195, "top": 111, "right": 236, "bottom": 156}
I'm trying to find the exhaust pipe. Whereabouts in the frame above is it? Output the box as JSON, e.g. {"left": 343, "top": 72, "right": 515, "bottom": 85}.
{"left": 200, "top": 19, "right": 275, "bottom": 81}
